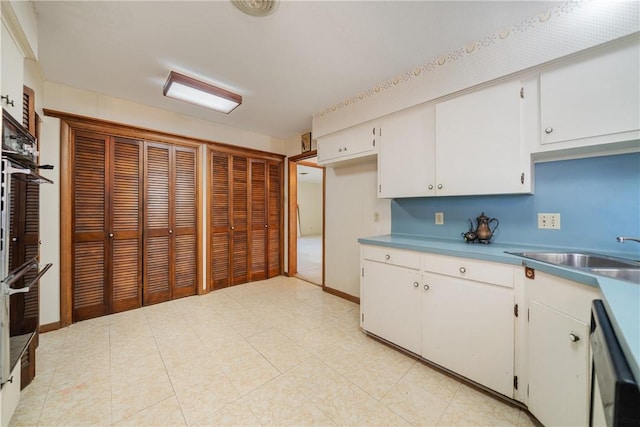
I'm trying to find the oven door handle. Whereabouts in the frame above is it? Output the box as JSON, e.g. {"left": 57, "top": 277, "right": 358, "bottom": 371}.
{"left": 5, "top": 263, "right": 52, "bottom": 295}
{"left": 6, "top": 163, "right": 53, "bottom": 184}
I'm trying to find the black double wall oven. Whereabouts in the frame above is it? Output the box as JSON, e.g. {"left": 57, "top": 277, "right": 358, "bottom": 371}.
{"left": 0, "top": 110, "right": 53, "bottom": 387}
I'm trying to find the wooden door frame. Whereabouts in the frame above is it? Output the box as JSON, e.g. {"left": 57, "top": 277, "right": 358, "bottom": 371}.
{"left": 287, "top": 151, "right": 325, "bottom": 286}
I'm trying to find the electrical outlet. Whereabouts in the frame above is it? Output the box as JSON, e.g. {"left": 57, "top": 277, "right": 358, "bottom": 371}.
{"left": 373, "top": 211, "right": 380, "bottom": 222}
{"left": 538, "top": 213, "right": 561, "bottom": 229}
{"left": 435, "top": 212, "right": 444, "bottom": 225}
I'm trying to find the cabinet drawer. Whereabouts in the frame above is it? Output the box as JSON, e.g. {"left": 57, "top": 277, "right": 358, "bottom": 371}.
{"left": 423, "top": 253, "right": 514, "bottom": 288}
{"left": 362, "top": 245, "right": 420, "bottom": 270}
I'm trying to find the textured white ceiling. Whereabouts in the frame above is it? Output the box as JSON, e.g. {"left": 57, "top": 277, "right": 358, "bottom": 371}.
{"left": 33, "top": 1, "right": 560, "bottom": 140}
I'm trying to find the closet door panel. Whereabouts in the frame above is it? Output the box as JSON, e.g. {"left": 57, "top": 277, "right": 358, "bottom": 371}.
{"left": 144, "top": 143, "right": 171, "bottom": 304}
{"left": 210, "top": 151, "right": 230, "bottom": 290}
{"left": 231, "top": 156, "right": 248, "bottom": 285}
{"left": 173, "top": 147, "right": 197, "bottom": 298}
{"left": 267, "top": 162, "right": 281, "bottom": 278}
{"left": 249, "top": 160, "right": 267, "bottom": 281}
{"left": 111, "top": 138, "right": 142, "bottom": 312}
{"left": 175, "top": 234, "right": 197, "bottom": 294}
{"left": 73, "top": 132, "right": 109, "bottom": 320}
{"left": 73, "top": 241, "right": 107, "bottom": 319}
{"left": 145, "top": 236, "right": 170, "bottom": 304}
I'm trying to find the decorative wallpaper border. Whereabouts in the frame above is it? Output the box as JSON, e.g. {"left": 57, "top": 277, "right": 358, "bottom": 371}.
{"left": 313, "top": 1, "right": 585, "bottom": 120}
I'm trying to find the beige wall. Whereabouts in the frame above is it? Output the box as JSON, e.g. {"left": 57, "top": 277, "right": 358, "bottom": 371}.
{"left": 297, "top": 182, "right": 322, "bottom": 236}
{"left": 324, "top": 158, "right": 391, "bottom": 298}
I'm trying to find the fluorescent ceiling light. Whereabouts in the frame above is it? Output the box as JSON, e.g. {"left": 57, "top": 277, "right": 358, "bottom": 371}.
{"left": 163, "top": 71, "right": 242, "bottom": 114}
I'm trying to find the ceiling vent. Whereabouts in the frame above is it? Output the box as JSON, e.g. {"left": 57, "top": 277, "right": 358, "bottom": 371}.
{"left": 231, "top": 0, "right": 279, "bottom": 17}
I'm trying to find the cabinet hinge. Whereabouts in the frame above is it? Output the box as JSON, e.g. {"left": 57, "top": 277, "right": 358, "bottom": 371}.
{"left": 373, "top": 139, "right": 376, "bottom": 147}
{"left": 527, "top": 384, "right": 529, "bottom": 396}
{"left": 361, "top": 313, "right": 365, "bottom": 322}
{"left": 527, "top": 308, "right": 530, "bottom": 322}
{"left": 514, "top": 376, "right": 518, "bottom": 390}
{"left": 520, "top": 87, "right": 524, "bottom": 99}
{"left": 362, "top": 267, "right": 364, "bottom": 277}
{"left": 379, "top": 184, "right": 381, "bottom": 193}
{"left": 521, "top": 173, "right": 525, "bottom": 184}
{"left": 514, "top": 304, "right": 518, "bottom": 318}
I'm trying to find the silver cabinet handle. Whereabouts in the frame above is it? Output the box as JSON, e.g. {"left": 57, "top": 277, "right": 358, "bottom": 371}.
{"left": 424, "top": 284, "right": 430, "bottom": 291}
{"left": 338, "top": 148, "right": 342, "bottom": 152}
{"left": 109, "top": 233, "right": 114, "bottom": 238}
{"left": 428, "top": 185, "right": 434, "bottom": 190}
{"left": 169, "top": 230, "right": 173, "bottom": 234}
{"left": 413, "top": 282, "right": 419, "bottom": 288}
{"left": 437, "top": 184, "right": 443, "bottom": 189}
{"left": 569, "top": 333, "right": 580, "bottom": 342}
{"left": 11, "top": 237, "right": 17, "bottom": 242}
{"left": 385, "top": 254, "right": 391, "bottom": 260}
{"left": 545, "top": 127, "right": 553, "bottom": 134}
{"left": 343, "top": 147, "right": 347, "bottom": 151}
{"left": 459, "top": 267, "right": 466, "bottom": 274}
{"left": 264, "top": 224, "right": 268, "bottom": 228}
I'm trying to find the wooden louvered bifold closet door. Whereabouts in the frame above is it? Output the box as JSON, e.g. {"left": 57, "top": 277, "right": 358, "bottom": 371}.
{"left": 111, "top": 138, "right": 143, "bottom": 313}
{"left": 173, "top": 147, "right": 197, "bottom": 299}
{"left": 73, "top": 133, "right": 142, "bottom": 321}
{"left": 144, "top": 143, "right": 171, "bottom": 304}
{"left": 144, "top": 142, "right": 197, "bottom": 304}
{"left": 210, "top": 150, "right": 282, "bottom": 290}
{"left": 231, "top": 156, "right": 249, "bottom": 285}
{"left": 249, "top": 160, "right": 267, "bottom": 281}
{"left": 210, "top": 152, "right": 230, "bottom": 289}
{"left": 267, "top": 162, "right": 282, "bottom": 278}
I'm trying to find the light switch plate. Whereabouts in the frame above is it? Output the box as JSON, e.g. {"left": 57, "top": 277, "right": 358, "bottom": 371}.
{"left": 538, "top": 213, "right": 561, "bottom": 229}
{"left": 435, "top": 212, "right": 444, "bottom": 225}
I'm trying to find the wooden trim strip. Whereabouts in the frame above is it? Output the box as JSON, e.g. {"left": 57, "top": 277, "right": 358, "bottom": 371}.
{"left": 288, "top": 150, "right": 317, "bottom": 162}
{"left": 39, "top": 321, "right": 61, "bottom": 334}
{"left": 59, "top": 122, "right": 73, "bottom": 328}
{"left": 43, "top": 109, "right": 285, "bottom": 161}
{"left": 323, "top": 285, "right": 360, "bottom": 305}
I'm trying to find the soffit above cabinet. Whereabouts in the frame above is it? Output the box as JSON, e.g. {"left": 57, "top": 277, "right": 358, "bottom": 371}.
{"left": 312, "top": 1, "right": 640, "bottom": 138}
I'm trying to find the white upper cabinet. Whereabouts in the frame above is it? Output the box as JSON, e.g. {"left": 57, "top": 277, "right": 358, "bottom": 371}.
{"left": 317, "top": 120, "right": 378, "bottom": 166}
{"left": 1, "top": 22, "right": 25, "bottom": 122}
{"left": 435, "top": 79, "right": 530, "bottom": 196}
{"left": 378, "top": 103, "right": 435, "bottom": 198}
{"left": 539, "top": 40, "right": 640, "bottom": 149}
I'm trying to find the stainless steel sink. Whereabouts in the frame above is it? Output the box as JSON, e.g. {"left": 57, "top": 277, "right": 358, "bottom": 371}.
{"left": 590, "top": 268, "right": 640, "bottom": 283}
{"left": 507, "top": 251, "right": 640, "bottom": 283}
{"left": 508, "top": 252, "right": 639, "bottom": 269}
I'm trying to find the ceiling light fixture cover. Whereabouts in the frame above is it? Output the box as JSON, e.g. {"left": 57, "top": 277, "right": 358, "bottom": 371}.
{"left": 231, "top": 0, "right": 279, "bottom": 17}
{"left": 163, "top": 71, "right": 242, "bottom": 114}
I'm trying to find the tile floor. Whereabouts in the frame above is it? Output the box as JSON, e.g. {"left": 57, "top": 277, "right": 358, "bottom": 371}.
{"left": 11, "top": 276, "right": 539, "bottom": 426}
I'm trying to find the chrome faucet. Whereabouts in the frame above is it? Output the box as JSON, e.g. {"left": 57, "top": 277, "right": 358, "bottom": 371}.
{"left": 617, "top": 236, "right": 640, "bottom": 244}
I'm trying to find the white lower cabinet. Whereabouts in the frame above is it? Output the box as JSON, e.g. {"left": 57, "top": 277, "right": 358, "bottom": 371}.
{"left": 525, "top": 270, "right": 598, "bottom": 427}
{"left": 528, "top": 300, "right": 590, "bottom": 427}
{"left": 361, "top": 243, "right": 602, "bottom": 426}
{"left": 360, "top": 246, "right": 517, "bottom": 398}
{"left": 421, "top": 271, "right": 515, "bottom": 397}
{"left": 361, "top": 260, "right": 422, "bottom": 355}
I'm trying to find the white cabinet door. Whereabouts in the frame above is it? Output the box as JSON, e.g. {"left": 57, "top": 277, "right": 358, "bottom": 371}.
{"left": 421, "top": 272, "right": 515, "bottom": 397}
{"left": 528, "top": 300, "right": 590, "bottom": 427}
{"left": 540, "top": 41, "right": 640, "bottom": 146}
{"left": 378, "top": 103, "right": 436, "bottom": 198}
{"left": 362, "top": 260, "right": 422, "bottom": 355}
{"left": 317, "top": 121, "right": 377, "bottom": 166}
{"left": 1, "top": 23, "right": 25, "bottom": 122}
{"left": 436, "top": 80, "right": 527, "bottom": 196}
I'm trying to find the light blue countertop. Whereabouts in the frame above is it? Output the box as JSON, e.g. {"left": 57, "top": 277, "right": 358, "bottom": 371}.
{"left": 358, "top": 234, "right": 640, "bottom": 384}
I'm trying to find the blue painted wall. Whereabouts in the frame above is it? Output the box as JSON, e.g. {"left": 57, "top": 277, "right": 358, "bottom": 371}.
{"left": 391, "top": 152, "right": 640, "bottom": 258}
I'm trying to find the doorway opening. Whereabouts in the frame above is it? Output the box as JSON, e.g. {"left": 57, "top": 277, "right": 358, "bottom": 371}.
{"left": 288, "top": 152, "right": 324, "bottom": 286}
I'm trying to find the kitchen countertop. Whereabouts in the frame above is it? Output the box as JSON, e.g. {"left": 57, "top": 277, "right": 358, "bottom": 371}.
{"left": 358, "top": 233, "right": 640, "bottom": 384}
